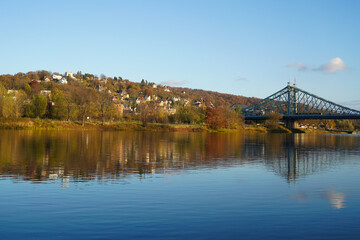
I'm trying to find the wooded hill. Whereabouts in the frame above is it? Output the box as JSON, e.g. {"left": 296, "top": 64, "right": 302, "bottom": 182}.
{"left": 0, "top": 70, "right": 259, "bottom": 128}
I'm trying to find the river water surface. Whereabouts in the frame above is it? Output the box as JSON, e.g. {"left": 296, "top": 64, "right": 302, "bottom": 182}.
{"left": 0, "top": 130, "right": 359, "bottom": 239}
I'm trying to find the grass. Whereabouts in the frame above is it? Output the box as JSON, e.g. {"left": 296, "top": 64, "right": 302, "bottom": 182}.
{"left": 1, "top": 118, "right": 353, "bottom": 134}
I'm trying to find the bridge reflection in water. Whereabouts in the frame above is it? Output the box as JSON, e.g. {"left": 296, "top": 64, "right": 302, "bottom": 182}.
{"left": 0, "top": 130, "right": 358, "bottom": 183}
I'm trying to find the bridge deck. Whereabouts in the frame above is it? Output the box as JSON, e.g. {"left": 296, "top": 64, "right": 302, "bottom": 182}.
{"left": 245, "top": 114, "right": 360, "bottom": 121}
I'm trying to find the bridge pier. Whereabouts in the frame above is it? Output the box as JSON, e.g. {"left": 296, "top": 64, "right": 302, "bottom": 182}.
{"left": 285, "top": 119, "right": 298, "bottom": 129}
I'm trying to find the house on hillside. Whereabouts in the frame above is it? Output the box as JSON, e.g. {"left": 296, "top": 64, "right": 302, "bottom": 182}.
{"left": 65, "top": 72, "right": 74, "bottom": 78}
{"left": 7, "top": 89, "right": 18, "bottom": 95}
{"left": 40, "top": 90, "right": 51, "bottom": 97}
{"left": 52, "top": 73, "right": 62, "bottom": 81}
{"left": 166, "top": 108, "right": 176, "bottom": 115}
{"left": 119, "top": 90, "right": 129, "bottom": 99}
{"left": 112, "top": 96, "right": 119, "bottom": 103}
{"left": 59, "top": 77, "right": 68, "bottom": 84}
{"left": 44, "top": 76, "right": 51, "bottom": 82}
{"left": 207, "top": 101, "right": 215, "bottom": 108}
{"left": 193, "top": 100, "right": 202, "bottom": 108}
{"left": 157, "top": 101, "right": 163, "bottom": 107}
{"left": 135, "top": 98, "right": 142, "bottom": 104}
{"left": 171, "top": 97, "right": 180, "bottom": 102}
{"left": 97, "top": 84, "right": 106, "bottom": 92}
{"left": 122, "top": 103, "right": 133, "bottom": 114}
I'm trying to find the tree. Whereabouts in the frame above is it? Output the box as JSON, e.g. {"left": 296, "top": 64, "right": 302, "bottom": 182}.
{"left": 335, "top": 120, "right": 355, "bottom": 131}
{"left": 1, "top": 95, "right": 15, "bottom": 118}
{"left": 51, "top": 90, "right": 67, "bottom": 120}
{"left": 63, "top": 90, "right": 76, "bottom": 121}
{"left": 0, "top": 83, "right": 6, "bottom": 117}
{"left": 13, "top": 90, "right": 27, "bottom": 118}
{"left": 73, "top": 86, "right": 95, "bottom": 126}
{"left": 0, "top": 89, "right": 27, "bottom": 118}
{"left": 33, "top": 94, "right": 47, "bottom": 118}
{"left": 144, "top": 88, "right": 153, "bottom": 97}
{"left": 26, "top": 71, "right": 40, "bottom": 81}
{"left": 265, "top": 112, "right": 282, "bottom": 129}
{"left": 100, "top": 74, "right": 106, "bottom": 80}
{"left": 224, "top": 106, "right": 244, "bottom": 129}
{"left": 98, "top": 91, "right": 113, "bottom": 124}
{"left": 175, "top": 106, "right": 195, "bottom": 124}
{"left": 137, "top": 102, "right": 154, "bottom": 127}
{"left": 23, "top": 83, "right": 32, "bottom": 95}
{"left": 205, "top": 107, "right": 227, "bottom": 129}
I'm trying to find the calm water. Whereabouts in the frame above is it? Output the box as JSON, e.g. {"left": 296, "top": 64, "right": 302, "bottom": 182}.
{"left": 0, "top": 130, "right": 359, "bottom": 239}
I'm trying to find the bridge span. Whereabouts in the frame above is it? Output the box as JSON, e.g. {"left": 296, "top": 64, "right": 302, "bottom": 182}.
{"left": 242, "top": 84, "right": 360, "bottom": 128}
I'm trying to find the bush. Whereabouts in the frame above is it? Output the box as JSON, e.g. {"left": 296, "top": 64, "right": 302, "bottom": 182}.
{"left": 265, "top": 112, "right": 282, "bottom": 129}
{"left": 205, "top": 107, "right": 227, "bottom": 129}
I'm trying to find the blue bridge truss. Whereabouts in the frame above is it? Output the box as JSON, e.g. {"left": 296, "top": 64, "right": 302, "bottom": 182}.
{"left": 242, "top": 84, "right": 360, "bottom": 121}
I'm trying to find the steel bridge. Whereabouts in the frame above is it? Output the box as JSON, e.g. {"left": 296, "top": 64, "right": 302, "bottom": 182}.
{"left": 242, "top": 83, "right": 360, "bottom": 127}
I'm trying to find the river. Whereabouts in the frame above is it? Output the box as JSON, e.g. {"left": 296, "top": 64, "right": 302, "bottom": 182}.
{"left": 0, "top": 130, "right": 359, "bottom": 239}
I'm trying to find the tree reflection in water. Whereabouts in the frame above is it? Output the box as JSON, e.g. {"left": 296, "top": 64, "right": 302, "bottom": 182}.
{"left": 0, "top": 130, "right": 358, "bottom": 183}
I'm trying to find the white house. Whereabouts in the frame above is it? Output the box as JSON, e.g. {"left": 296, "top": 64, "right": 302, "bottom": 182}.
{"left": 65, "top": 72, "right": 74, "bottom": 78}
{"left": 59, "top": 77, "right": 68, "bottom": 84}
{"left": 120, "top": 90, "right": 129, "bottom": 99}
{"left": 172, "top": 97, "right": 180, "bottom": 102}
{"left": 52, "top": 74, "right": 62, "bottom": 80}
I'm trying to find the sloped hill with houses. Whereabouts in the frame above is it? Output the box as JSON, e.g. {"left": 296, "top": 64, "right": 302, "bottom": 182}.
{"left": 0, "top": 70, "right": 259, "bottom": 127}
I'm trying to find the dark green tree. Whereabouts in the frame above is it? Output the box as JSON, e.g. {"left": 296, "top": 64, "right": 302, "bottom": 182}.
{"left": 33, "top": 94, "right": 47, "bottom": 118}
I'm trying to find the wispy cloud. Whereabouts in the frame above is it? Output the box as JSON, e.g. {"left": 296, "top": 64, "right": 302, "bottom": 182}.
{"left": 235, "top": 77, "right": 247, "bottom": 81}
{"left": 286, "top": 62, "right": 308, "bottom": 71}
{"left": 314, "top": 57, "right": 347, "bottom": 73}
{"left": 161, "top": 80, "right": 186, "bottom": 86}
{"left": 286, "top": 57, "right": 347, "bottom": 74}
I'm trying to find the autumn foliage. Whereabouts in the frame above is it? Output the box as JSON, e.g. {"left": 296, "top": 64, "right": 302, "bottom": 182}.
{"left": 205, "top": 107, "right": 227, "bottom": 129}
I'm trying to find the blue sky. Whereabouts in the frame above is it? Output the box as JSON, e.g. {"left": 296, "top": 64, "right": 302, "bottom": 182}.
{"left": 0, "top": 0, "right": 359, "bottom": 109}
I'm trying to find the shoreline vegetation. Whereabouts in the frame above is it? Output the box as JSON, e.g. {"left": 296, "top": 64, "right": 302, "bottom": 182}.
{"left": 0, "top": 118, "right": 357, "bottom": 134}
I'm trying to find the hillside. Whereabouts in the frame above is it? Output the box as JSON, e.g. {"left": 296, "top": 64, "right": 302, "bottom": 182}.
{"left": 0, "top": 70, "right": 259, "bottom": 128}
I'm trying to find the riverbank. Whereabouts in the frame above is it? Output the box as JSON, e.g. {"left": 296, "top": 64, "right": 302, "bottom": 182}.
{"left": 0, "top": 118, "right": 265, "bottom": 132}
{"left": 0, "top": 118, "right": 356, "bottom": 134}
{"left": 0, "top": 118, "right": 207, "bottom": 131}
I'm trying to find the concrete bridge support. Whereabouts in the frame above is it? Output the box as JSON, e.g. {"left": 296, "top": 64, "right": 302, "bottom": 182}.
{"left": 285, "top": 119, "right": 298, "bottom": 129}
